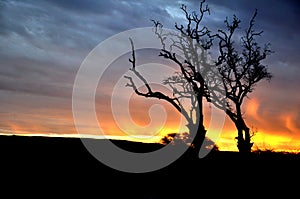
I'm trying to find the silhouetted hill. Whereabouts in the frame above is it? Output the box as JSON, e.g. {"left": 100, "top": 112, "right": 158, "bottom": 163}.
{"left": 0, "top": 135, "right": 299, "bottom": 198}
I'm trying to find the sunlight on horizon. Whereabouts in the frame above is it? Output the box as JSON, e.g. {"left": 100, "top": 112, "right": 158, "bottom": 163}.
{"left": 1, "top": 126, "right": 299, "bottom": 153}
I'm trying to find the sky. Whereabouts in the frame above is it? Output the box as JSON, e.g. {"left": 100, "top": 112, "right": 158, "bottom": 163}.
{"left": 0, "top": 0, "right": 299, "bottom": 152}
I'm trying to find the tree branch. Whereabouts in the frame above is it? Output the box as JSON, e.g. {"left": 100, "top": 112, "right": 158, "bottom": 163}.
{"left": 125, "top": 38, "right": 191, "bottom": 123}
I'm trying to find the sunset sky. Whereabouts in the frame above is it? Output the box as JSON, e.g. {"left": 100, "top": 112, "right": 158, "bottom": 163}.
{"left": 0, "top": 0, "right": 299, "bottom": 152}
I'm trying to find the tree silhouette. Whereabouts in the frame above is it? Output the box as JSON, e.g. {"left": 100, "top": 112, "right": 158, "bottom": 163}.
{"left": 125, "top": 1, "right": 272, "bottom": 156}
{"left": 124, "top": 0, "right": 215, "bottom": 157}
{"left": 160, "top": 132, "right": 219, "bottom": 152}
{"left": 211, "top": 10, "right": 272, "bottom": 153}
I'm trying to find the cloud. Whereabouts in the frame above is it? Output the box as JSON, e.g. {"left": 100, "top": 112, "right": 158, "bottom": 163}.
{"left": 0, "top": 56, "right": 75, "bottom": 98}
{"left": 44, "top": 0, "right": 110, "bottom": 14}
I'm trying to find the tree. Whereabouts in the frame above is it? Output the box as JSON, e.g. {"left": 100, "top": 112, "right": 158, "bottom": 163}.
{"left": 124, "top": 0, "right": 272, "bottom": 156}
{"left": 124, "top": 0, "right": 214, "bottom": 158}
{"left": 212, "top": 10, "right": 272, "bottom": 153}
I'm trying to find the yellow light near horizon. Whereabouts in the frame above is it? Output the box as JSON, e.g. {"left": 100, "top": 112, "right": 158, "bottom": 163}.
{"left": 251, "top": 131, "right": 295, "bottom": 151}
{"left": 215, "top": 129, "right": 300, "bottom": 153}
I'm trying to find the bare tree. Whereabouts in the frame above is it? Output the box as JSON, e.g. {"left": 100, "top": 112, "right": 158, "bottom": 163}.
{"left": 212, "top": 10, "right": 272, "bottom": 153}
{"left": 124, "top": 0, "right": 214, "bottom": 157}
{"left": 124, "top": 1, "right": 271, "bottom": 155}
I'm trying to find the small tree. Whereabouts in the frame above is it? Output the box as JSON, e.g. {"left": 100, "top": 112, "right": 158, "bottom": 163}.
{"left": 160, "top": 132, "right": 219, "bottom": 152}
{"left": 212, "top": 10, "right": 272, "bottom": 153}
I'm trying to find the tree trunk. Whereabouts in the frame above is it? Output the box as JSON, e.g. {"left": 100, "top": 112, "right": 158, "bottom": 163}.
{"left": 235, "top": 119, "right": 253, "bottom": 154}
{"left": 186, "top": 123, "right": 206, "bottom": 158}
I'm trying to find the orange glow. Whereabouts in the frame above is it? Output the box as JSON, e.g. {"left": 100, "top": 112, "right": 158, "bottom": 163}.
{"left": 1, "top": 90, "right": 299, "bottom": 153}
{"left": 246, "top": 98, "right": 260, "bottom": 121}
{"left": 2, "top": 117, "right": 300, "bottom": 152}
{"left": 281, "top": 113, "right": 299, "bottom": 133}
{"left": 212, "top": 96, "right": 300, "bottom": 152}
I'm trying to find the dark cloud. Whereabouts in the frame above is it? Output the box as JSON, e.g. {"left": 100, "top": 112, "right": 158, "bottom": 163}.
{"left": 45, "top": 0, "right": 109, "bottom": 14}
{"left": 0, "top": 0, "right": 181, "bottom": 104}
{"left": 0, "top": 0, "right": 175, "bottom": 61}
{"left": 1, "top": 0, "right": 299, "bottom": 96}
{"left": 207, "top": 0, "right": 300, "bottom": 58}
{"left": 0, "top": 0, "right": 99, "bottom": 50}
{"left": 0, "top": 55, "right": 76, "bottom": 99}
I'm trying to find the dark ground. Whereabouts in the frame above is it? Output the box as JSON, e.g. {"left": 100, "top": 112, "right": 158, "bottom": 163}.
{"left": 0, "top": 135, "right": 299, "bottom": 198}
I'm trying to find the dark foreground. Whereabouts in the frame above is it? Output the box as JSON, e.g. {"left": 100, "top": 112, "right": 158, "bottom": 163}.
{"left": 0, "top": 135, "right": 299, "bottom": 198}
